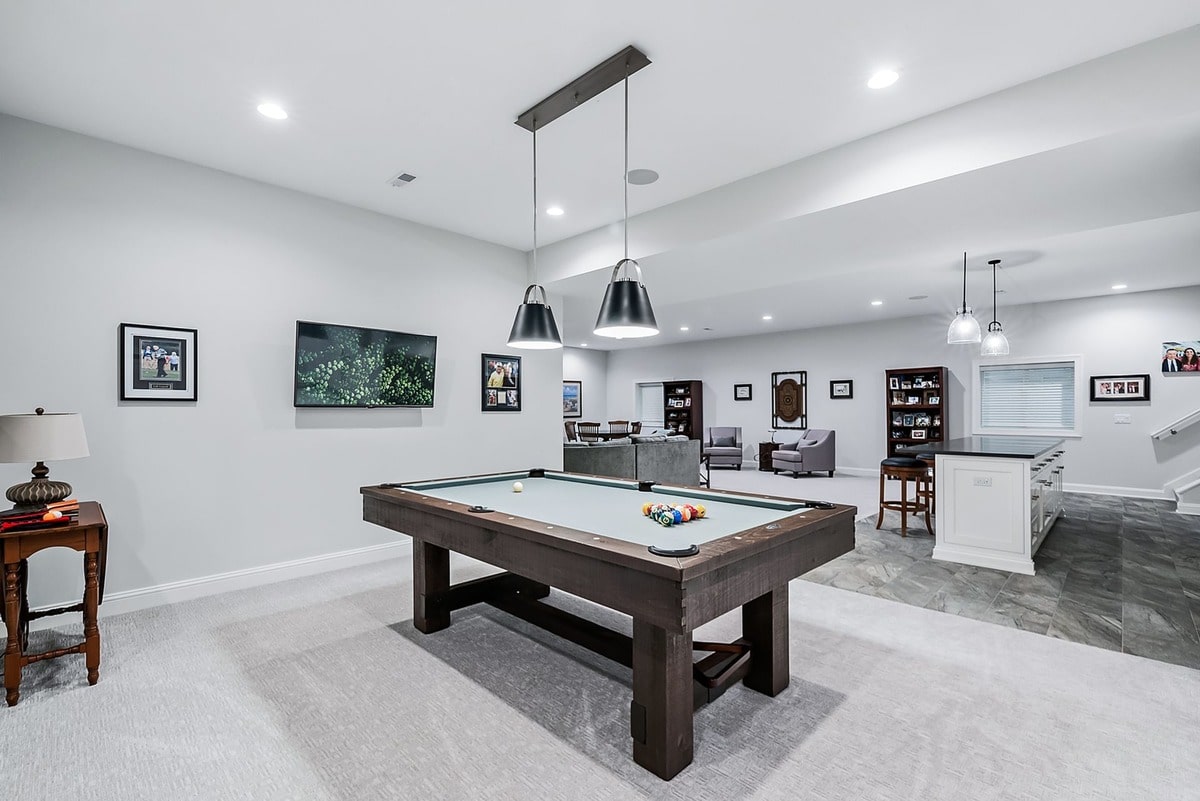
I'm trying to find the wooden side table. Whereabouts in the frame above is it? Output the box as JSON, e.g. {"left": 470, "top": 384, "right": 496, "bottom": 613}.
{"left": 2, "top": 501, "right": 107, "bottom": 706}
{"left": 757, "top": 442, "right": 781, "bottom": 472}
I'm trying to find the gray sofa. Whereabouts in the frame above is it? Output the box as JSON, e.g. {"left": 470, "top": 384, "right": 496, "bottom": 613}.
{"left": 563, "top": 437, "right": 702, "bottom": 486}
{"left": 771, "top": 429, "right": 836, "bottom": 477}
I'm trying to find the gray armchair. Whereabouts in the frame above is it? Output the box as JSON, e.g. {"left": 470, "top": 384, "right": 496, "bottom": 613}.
{"left": 771, "top": 429, "right": 836, "bottom": 477}
{"left": 703, "top": 426, "right": 743, "bottom": 470}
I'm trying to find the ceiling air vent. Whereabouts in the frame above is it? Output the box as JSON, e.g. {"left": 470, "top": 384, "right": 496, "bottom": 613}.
{"left": 388, "top": 172, "right": 416, "bottom": 187}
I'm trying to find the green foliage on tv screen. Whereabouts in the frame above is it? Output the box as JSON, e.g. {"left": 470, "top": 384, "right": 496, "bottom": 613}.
{"left": 295, "top": 323, "right": 436, "bottom": 407}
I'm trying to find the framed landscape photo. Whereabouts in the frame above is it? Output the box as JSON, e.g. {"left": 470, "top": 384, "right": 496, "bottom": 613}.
{"left": 562, "top": 380, "right": 582, "bottom": 418}
{"left": 829, "top": 379, "right": 853, "bottom": 399}
{"left": 119, "top": 323, "right": 197, "bottom": 401}
{"left": 1090, "top": 373, "right": 1150, "bottom": 402}
{"left": 482, "top": 354, "right": 521, "bottom": 412}
{"left": 734, "top": 383, "right": 752, "bottom": 401}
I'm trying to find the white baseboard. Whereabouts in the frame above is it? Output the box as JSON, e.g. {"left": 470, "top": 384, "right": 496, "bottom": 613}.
{"left": 1177, "top": 500, "right": 1200, "bottom": 517}
{"left": 29, "top": 540, "right": 410, "bottom": 631}
{"left": 1062, "top": 482, "right": 1169, "bottom": 500}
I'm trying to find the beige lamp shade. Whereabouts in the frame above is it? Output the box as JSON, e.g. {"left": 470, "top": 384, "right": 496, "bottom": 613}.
{"left": 0, "top": 412, "right": 90, "bottom": 463}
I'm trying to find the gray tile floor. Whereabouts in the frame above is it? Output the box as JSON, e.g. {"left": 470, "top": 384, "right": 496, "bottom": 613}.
{"left": 801, "top": 493, "right": 1200, "bottom": 670}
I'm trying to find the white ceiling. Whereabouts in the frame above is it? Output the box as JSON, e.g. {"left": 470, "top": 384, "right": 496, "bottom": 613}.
{"left": 2, "top": 2, "right": 1199, "bottom": 350}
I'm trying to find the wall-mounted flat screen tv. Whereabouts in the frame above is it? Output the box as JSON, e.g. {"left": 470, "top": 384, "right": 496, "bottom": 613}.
{"left": 294, "top": 320, "right": 437, "bottom": 408}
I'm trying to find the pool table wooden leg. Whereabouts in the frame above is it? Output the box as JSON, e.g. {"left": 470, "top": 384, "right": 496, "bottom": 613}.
{"left": 742, "top": 585, "right": 789, "bottom": 696}
{"left": 631, "top": 619, "right": 693, "bottom": 780}
{"left": 413, "top": 538, "right": 451, "bottom": 634}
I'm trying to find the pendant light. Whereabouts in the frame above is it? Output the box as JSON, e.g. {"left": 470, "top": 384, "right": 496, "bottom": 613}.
{"left": 506, "top": 123, "right": 563, "bottom": 349}
{"left": 946, "top": 251, "right": 981, "bottom": 344}
{"left": 980, "top": 258, "right": 1010, "bottom": 356}
{"left": 594, "top": 67, "right": 658, "bottom": 339}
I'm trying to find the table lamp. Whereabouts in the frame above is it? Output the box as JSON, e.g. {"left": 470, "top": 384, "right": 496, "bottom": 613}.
{"left": 0, "top": 407, "right": 90, "bottom": 510}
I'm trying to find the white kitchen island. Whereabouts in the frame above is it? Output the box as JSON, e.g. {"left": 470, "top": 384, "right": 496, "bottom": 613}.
{"left": 901, "top": 436, "right": 1065, "bottom": 575}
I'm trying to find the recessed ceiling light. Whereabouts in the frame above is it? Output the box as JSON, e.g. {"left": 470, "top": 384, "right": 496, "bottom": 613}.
{"left": 1112, "top": 283, "right": 1128, "bottom": 290}
{"left": 579, "top": 343, "right": 588, "bottom": 347}
{"left": 762, "top": 315, "right": 773, "bottom": 321}
{"left": 908, "top": 294, "right": 928, "bottom": 301}
{"left": 867, "top": 69, "right": 899, "bottom": 89}
{"left": 546, "top": 206, "right": 564, "bottom": 216}
{"left": 870, "top": 300, "right": 883, "bottom": 306}
{"left": 256, "top": 102, "right": 288, "bottom": 120}
{"left": 627, "top": 168, "right": 659, "bottom": 185}
{"left": 680, "top": 326, "right": 689, "bottom": 331}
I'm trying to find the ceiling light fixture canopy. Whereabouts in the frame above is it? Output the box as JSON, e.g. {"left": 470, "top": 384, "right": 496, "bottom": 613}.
{"left": 980, "top": 258, "right": 1010, "bottom": 356}
{"left": 506, "top": 122, "right": 562, "bottom": 349}
{"left": 595, "top": 57, "right": 658, "bottom": 338}
{"left": 947, "top": 251, "right": 982, "bottom": 344}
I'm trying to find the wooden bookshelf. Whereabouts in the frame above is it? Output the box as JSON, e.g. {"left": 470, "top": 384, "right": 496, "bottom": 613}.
{"left": 663, "top": 380, "right": 703, "bottom": 440}
{"left": 885, "top": 366, "right": 947, "bottom": 457}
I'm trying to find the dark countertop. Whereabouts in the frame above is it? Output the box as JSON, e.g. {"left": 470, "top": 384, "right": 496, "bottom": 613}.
{"left": 898, "top": 436, "right": 1064, "bottom": 460}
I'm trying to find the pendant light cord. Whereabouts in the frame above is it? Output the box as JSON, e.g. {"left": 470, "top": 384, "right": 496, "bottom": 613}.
{"left": 532, "top": 123, "right": 538, "bottom": 286}
{"left": 623, "top": 67, "right": 629, "bottom": 261}
{"left": 992, "top": 261, "right": 997, "bottom": 324}
{"left": 961, "top": 252, "right": 968, "bottom": 311}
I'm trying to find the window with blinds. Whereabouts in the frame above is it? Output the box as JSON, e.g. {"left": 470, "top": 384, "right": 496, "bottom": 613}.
{"left": 636, "top": 383, "right": 664, "bottom": 430}
{"left": 979, "top": 361, "right": 1077, "bottom": 433}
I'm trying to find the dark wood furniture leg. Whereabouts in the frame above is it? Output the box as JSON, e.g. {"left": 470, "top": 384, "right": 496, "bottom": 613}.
{"left": 741, "top": 585, "right": 789, "bottom": 696}
{"left": 4, "top": 560, "right": 20, "bottom": 707}
{"left": 413, "top": 539, "right": 451, "bottom": 634}
{"left": 631, "top": 619, "right": 694, "bottom": 780}
{"left": 84, "top": 551, "right": 101, "bottom": 685}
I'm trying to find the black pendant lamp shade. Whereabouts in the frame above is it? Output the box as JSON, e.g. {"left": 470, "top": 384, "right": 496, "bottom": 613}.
{"left": 507, "top": 284, "right": 562, "bottom": 349}
{"left": 594, "top": 258, "right": 658, "bottom": 337}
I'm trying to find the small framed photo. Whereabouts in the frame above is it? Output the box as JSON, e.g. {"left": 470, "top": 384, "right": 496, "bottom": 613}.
{"left": 734, "top": 383, "right": 752, "bottom": 401}
{"left": 907, "top": 395, "right": 921, "bottom": 405}
{"left": 902, "top": 414, "right": 915, "bottom": 427}
{"left": 829, "top": 379, "right": 853, "bottom": 399}
{"left": 889, "top": 377, "right": 900, "bottom": 390}
{"left": 120, "top": 323, "right": 197, "bottom": 401}
{"left": 925, "top": 392, "right": 941, "bottom": 405}
{"left": 482, "top": 354, "right": 521, "bottom": 411}
{"left": 911, "top": 429, "right": 927, "bottom": 440}
{"left": 562, "top": 380, "right": 582, "bottom": 418}
{"left": 1090, "top": 373, "right": 1150, "bottom": 402}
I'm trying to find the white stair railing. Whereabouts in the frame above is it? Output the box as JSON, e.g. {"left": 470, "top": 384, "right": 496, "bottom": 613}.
{"left": 1151, "top": 407, "right": 1200, "bottom": 440}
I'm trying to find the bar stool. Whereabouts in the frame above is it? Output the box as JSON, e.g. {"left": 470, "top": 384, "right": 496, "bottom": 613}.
{"left": 876, "top": 457, "right": 933, "bottom": 537}
{"left": 915, "top": 452, "right": 936, "bottom": 514}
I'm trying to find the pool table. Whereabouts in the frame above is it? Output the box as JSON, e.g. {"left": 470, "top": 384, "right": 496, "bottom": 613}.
{"left": 361, "top": 469, "right": 855, "bottom": 779}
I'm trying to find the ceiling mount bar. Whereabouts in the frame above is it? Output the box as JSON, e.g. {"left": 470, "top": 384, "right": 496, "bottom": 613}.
{"left": 514, "top": 45, "right": 651, "bottom": 131}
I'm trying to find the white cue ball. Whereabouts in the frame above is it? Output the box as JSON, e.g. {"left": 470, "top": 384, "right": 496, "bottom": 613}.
{"left": 512, "top": 481, "right": 524, "bottom": 493}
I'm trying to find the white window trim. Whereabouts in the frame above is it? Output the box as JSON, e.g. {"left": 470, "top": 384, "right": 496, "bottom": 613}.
{"left": 634, "top": 380, "right": 665, "bottom": 431}
{"left": 972, "top": 354, "right": 1084, "bottom": 438}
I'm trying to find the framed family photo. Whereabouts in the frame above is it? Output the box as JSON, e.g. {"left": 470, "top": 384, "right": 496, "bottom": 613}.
{"left": 482, "top": 354, "right": 521, "bottom": 411}
{"left": 562, "top": 380, "right": 582, "bottom": 418}
{"left": 1089, "top": 373, "right": 1150, "bottom": 402}
{"left": 119, "top": 323, "right": 197, "bottom": 401}
{"left": 829, "top": 379, "right": 853, "bottom": 399}
{"left": 1161, "top": 341, "right": 1200, "bottom": 374}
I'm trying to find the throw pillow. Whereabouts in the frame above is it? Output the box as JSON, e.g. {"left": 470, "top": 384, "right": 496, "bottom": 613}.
{"left": 713, "top": 435, "right": 736, "bottom": 447}
{"left": 798, "top": 439, "right": 817, "bottom": 446}
{"left": 779, "top": 441, "right": 799, "bottom": 451}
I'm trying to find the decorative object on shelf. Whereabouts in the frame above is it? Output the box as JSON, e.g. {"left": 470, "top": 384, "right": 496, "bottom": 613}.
{"left": 733, "top": 383, "right": 752, "bottom": 401}
{"left": 0, "top": 408, "right": 89, "bottom": 509}
{"left": 481, "top": 354, "right": 522, "bottom": 411}
{"left": 946, "top": 252, "right": 982, "bottom": 344}
{"left": 888, "top": 377, "right": 899, "bottom": 390}
{"left": 505, "top": 121, "right": 562, "bottom": 348}
{"left": 771, "top": 371, "right": 808, "bottom": 430}
{"left": 562, "top": 380, "right": 582, "bottom": 418}
{"left": 119, "top": 323, "right": 197, "bottom": 401}
{"left": 1161, "top": 341, "right": 1200, "bottom": 374}
{"left": 829, "top": 380, "right": 853, "bottom": 399}
{"left": 980, "top": 258, "right": 1010, "bottom": 356}
{"left": 594, "top": 53, "right": 658, "bottom": 338}
{"left": 911, "top": 428, "right": 927, "bottom": 440}
{"left": 1089, "top": 374, "right": 1151, "bottom": 402}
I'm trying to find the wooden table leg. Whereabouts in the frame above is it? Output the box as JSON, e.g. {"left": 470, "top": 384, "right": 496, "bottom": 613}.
{"left": 742, "top": 585, "right": 789, "bottom": 696}
{"left": 413, "top": 539, "right": 451, "bottom": 634}
{"left": 4, "top": 561, "right": 21, "bottom": 706}
{"left": 630, "top": 619, "right": 693, "bottom": 780}
{"left": 84, "top": 552, "right": 101, "bottom": 685}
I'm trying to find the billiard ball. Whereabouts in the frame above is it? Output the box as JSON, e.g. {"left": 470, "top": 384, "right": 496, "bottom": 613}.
{"left": 512, "top": 481, "right": 524, "bottom": 493}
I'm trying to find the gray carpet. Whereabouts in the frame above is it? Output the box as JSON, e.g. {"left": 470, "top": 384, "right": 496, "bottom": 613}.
{"left": 3, "top": 554, "right": 1199, "bottom": 800}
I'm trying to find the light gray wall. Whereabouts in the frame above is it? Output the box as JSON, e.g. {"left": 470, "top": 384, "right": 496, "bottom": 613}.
{"left": 0, "top": 115, "right": 563, "bottom": 606}
{"left": 605, "top": 286, "right": 1200, "bottom": 494}
{"left": 562, "top": 346, "right": 608, "bottom": 426}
